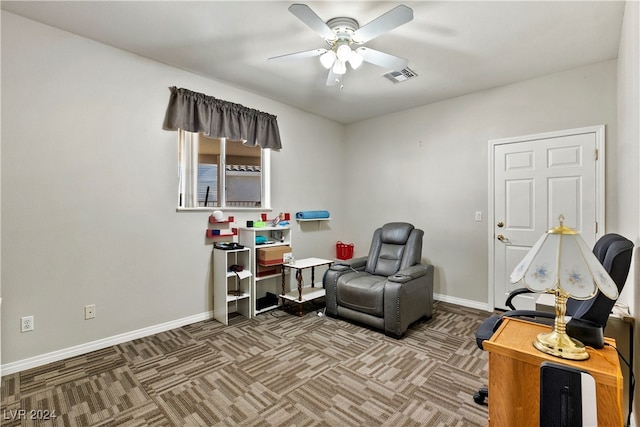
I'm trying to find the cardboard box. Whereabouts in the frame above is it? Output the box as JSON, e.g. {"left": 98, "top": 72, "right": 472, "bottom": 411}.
{"left": 257, "top": 245, "right": 291, "bottom": 266}
{"left": 256, "top": 264, "right": 282, "bottom": 277}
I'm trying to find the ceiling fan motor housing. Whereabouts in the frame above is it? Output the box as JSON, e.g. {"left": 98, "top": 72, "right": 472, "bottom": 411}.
{"left": 321, "top": 17, "right": 362, "bottom": 73}
{"left": 326, "top": 17, "right": 360, "bottom": 45}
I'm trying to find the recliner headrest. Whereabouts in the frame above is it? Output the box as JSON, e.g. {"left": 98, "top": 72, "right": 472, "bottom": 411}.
{"left": 381, "top": 222, "right": 414, "bottom": 245}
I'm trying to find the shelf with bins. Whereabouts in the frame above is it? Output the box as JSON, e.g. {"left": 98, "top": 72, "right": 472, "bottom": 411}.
{"left": 213, "top": 247, "right": 252, "bottom": 325}
{"left": 238, "top": 226, "right": 292, "bottom": 316}
{"left": 206, "top": 215, "right": 238, "bottom": 239}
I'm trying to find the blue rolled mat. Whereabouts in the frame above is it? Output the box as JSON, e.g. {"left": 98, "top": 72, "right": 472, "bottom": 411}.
{"left": 296, "top": 210, "right": 330, "bottom": 219}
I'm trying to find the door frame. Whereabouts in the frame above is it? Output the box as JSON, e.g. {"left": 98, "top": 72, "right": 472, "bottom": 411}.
{"left": 487, "top": 125, "right": 606, "bottom": 311}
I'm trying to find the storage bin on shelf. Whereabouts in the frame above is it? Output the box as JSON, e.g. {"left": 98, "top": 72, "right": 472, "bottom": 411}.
{"left": 257, "top": 245, "right": 291, "bottom": 266}
{"left": 336, "top": 241, "right": 354, "bottom": 260}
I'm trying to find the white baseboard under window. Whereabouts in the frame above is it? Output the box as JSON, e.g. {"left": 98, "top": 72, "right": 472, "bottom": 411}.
{"left": 1, "top": 311, "right": 213, "bottom": 376}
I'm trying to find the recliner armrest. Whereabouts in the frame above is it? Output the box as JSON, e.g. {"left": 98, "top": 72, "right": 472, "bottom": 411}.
{"left": 330, "top": 256, "right": 367, "bottom": 271}
{"left": 388, "top": 264, "right": 430, "bottom": 283}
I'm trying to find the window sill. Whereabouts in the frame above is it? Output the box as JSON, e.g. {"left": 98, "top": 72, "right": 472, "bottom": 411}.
{"left": 176, "top": 207, "right": 272, "bottom": 213}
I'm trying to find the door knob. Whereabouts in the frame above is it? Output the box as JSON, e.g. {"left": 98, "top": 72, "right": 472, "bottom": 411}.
{"left": 497, "top": 221, "right": 504, "bottom": 228}
{"left": 497, "top": 234, "right": 505, "bottom": 241}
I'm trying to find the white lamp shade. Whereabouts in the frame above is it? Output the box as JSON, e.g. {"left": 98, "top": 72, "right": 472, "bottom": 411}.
{"left": 319, "top": 50, "right": 337, "bottom": 69}
{"left": 510, "top": 224, "right": 619, "bottom": 300}
{"left": 336, "top": 44, "right": 352, "bottom": 62}
{"left": 348, "top": 51, "right": 364, "bottom": 69}
{"left": 510, "top": 233, "right": 557, "bottom": 291}
{"left": 573, "top": 234, "right": 619, "bottom": 299}
{"left": 332, "top": 60, "right": 346, "bottom": 75}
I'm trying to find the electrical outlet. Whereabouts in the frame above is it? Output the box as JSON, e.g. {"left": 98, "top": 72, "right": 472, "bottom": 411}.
{"left": 85, "top": 304, "right": 96, "bottom": 320}
{"left": 21, "top": 315, "right": 34, "bottom": 332}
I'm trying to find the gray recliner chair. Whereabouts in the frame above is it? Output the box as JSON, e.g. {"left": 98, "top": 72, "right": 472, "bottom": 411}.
{"left": 323, "top": 222, "right": 434, "bottom": 338}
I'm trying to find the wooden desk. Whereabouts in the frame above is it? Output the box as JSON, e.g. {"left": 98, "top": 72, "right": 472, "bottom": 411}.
{"left": 483, "top": 317, "right": 623, "bottom": 427}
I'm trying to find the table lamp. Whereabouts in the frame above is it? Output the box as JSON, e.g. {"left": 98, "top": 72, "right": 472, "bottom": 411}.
{"left": 509, "top": 215, "right": 619, "bottom": 360}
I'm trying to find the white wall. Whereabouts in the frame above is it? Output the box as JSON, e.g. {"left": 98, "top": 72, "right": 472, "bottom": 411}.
{"left": 616, "top": 1, "right": 640, "bottom": 423}
{"left": 0, "top": 12, "right": 345, "bottom": 366}
{"left": 344, "top": 60, "right": 618, "bottom": 306}
{"left": 2, "top": 7, "right": 636, "bottom": 374}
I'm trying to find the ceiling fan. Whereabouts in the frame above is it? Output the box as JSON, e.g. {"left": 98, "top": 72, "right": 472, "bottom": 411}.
{"left": 269, "top": 3, "right": 414, "bottom": 87}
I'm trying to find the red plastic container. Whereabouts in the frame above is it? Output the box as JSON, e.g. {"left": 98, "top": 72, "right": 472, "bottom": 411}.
{"left": 336, "top": 241, "right": 354, "bottom": 260}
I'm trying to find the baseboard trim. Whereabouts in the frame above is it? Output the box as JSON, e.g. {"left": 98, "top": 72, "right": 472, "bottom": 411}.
{"left": 2, "top": 311, "right": 213, "bottom": 376}
{"left": 3, "top": 296, "right": 489, "bottom": 376}
{"left": 434, "top": 293, "right": 490, "bottom": 312}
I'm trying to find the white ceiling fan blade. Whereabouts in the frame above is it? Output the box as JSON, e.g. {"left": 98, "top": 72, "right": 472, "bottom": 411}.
{"left": 289, "top": 4, "right": 336, "bottom": 41}
{"left": 326, "top": 69, "right": 342, "bottom": 86}
{"left": 268, "top": 48, "right": 327, "bottom": 61}
{"left": 352, "top": 5, "right": 413, "bottom": 43}
{"left": 357, "top": 47, "right": 408, "bottom": 71}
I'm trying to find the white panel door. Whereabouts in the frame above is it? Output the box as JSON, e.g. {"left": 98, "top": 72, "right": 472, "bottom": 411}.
{"left": 491, "top": 126, "right": 604, "bottom": 310}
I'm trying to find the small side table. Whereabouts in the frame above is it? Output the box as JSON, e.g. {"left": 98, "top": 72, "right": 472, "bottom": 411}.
{"left": 281, "top": 257, "right": 333, "bottom": 316}
{"left": 483, "top": 317, "right": 623, "bottom": 427}
{"left": 537, "top": 294, "right": 634, "bottom": 422}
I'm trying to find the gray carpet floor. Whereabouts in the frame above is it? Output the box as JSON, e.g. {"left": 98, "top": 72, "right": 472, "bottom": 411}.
{"left": 1, "top": 301, "right": 490, "bottom": 426}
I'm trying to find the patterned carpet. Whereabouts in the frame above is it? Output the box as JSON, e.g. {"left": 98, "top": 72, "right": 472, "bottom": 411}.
{"left": 1, "top": 301, "right": 490, "bottom": 426}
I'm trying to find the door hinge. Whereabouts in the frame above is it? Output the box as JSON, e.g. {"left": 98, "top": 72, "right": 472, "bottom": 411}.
{"left": 594, "top": 149, "right": 599, "bottom": 160}
{"left": 595, "top": 222, "right": 598, "bottom": 234}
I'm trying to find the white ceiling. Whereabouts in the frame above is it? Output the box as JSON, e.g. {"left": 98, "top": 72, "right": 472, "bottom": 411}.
{"left": 1, "top": 1, "right": 625, "bottom": 124}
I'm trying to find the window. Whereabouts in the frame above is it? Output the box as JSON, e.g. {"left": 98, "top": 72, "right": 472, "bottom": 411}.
{"left": 178, "top": 130, "right": 270, "bottom": 209}
{"left": 198, "top": 163, "right": 217, "bottom": 206}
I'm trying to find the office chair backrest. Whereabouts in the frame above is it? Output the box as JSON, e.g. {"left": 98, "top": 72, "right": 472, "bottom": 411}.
{"left": 566, "top": 233, "right": 634, "bottom": 327}
{"left": 365, "top": 222, "right": 423, "bottom": 277}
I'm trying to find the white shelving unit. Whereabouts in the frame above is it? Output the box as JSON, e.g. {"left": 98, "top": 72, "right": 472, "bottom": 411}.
{"left": 239, "top": 226, "right": 292, "bottom": 316}
{"left": 213, "top": 247, "right": 252, "bottom": 325}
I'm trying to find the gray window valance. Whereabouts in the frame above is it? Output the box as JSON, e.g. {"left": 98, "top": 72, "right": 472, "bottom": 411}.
{"left": 162, "top": 86, "right": 282, "bottom": 150}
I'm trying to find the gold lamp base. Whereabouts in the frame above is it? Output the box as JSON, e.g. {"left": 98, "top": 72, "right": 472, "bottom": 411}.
{"left": 533, "top": 330, "right": 589, "bottom": 360}
{"left": 531, "top": 288, "right": 590, "bottom": 361}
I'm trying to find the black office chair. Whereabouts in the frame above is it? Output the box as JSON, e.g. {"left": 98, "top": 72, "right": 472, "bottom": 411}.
{"left": 473, "top": 233, "right": 634, "bottom": 405}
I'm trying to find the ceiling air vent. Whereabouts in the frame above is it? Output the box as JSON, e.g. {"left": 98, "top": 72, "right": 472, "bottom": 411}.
{"left": 383, "top": 67, "right": 418, "bottom": 83}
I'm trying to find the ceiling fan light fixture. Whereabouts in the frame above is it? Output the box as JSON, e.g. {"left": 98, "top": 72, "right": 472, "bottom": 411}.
{"left": 319, "top": 50, "right": 337, "bottom": 69}
{"left": 332, "top": 59, "right": 347, "bottom": 75}
{"left": 336, "top": 43, "right": 352, "bottom": 62}
{"left": 280, "top": 4, "right": 414, "bottom": 87}
{"left": 348, "top": 51, "right": 364, "bottom": 69}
